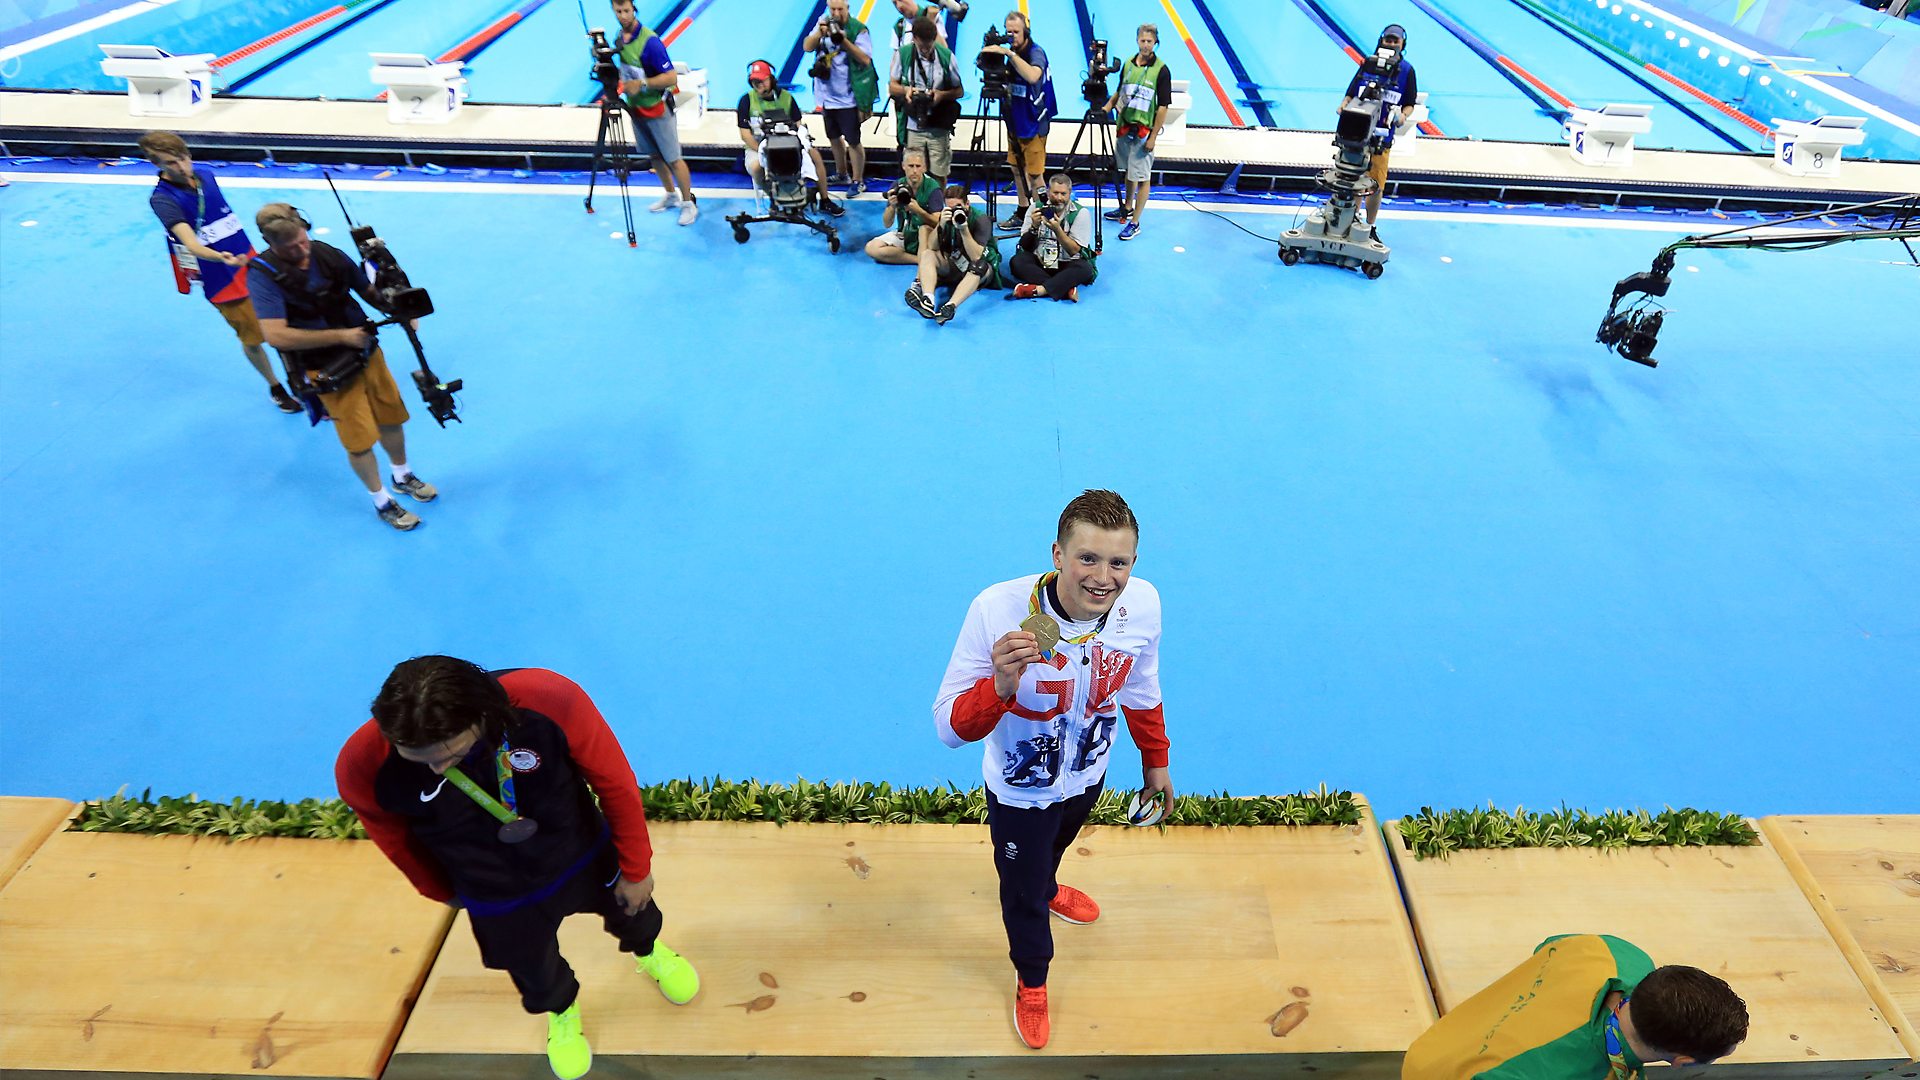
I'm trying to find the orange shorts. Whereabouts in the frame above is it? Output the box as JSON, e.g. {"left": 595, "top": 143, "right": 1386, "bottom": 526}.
{"left": 1006, "top": 134, "right": 1047, "bottom": 174}
{"left": 213, "top": 296, "right": 265, "bottom": 347}
{"left": 318, "top": 347, "right": 410, "bottom": 454}
{"left": 1368, "top": 147, "right": 1392, "bottom": 189}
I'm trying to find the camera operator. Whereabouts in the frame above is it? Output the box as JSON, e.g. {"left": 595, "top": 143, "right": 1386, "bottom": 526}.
{"left": 863, "top": 146, "right": 943, "bottom": 264}
{"left": 978, "top": 12, "right": 1057, "bottom": 230}
{"left": 137, "top": 132, "right": 300, "bottom": 415}
{"left": 889, "top": 15, "right": 967, "bottom": 186}
{"left": 737, "top": 60, "right": 845, "bottom": 217}
{"left": 1099, "top": 24, "right": 1172, "bottom": 241}
{"left": 1008, "top": 174, "right": 1096, "bottom": 301}
{"left": 884, "top": 0, "right": 965, "bottom": 61}
{"left": 1339, "top": 24, "right": 1417, "bottom": 237}
{"left": 907, "top": 184, "right": 1000, "bottom": 325}
{"left": 611, "top": 0, "right": 698, "bottom": 226}
{"left": 248, "top": 204, "right": 437, "bottom": 532}
{"left": 803, "top": 0, "right": 877, "bottom": 196}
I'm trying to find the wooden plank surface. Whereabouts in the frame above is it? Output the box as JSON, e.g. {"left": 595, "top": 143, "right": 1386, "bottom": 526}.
{"left": 1385, "top": 821, "right": 1910, "bottom": 1079}
{"left": 388, "top": 810, "right": 1434, "bottom": 1079}
{"left": 0, "top": 832, "right": 453, "bottom": 1079}
{"left": 1762, "top": 815, "right": 1920, "bottom": 1068}
{"left": 0, "top": 797, "right": 73, "bottom": 891}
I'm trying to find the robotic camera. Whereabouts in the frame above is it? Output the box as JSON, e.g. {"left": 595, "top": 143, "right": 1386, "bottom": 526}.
{"left": 726, "top": 117, "right": 842, "bottom": 252}
{"left": 1596, "top": 251, "right": 1674, "bottom": 367}
{"left": 976, "top": 26, "right": 1012, "bottom": 101}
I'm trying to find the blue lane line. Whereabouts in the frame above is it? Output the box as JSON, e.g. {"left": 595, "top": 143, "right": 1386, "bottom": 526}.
{"left": 1186, "top": 0, "right": 1274, "bottom": 127}
{"left": 1292, "top": 0, "right": 1359, "bottom": 56}
{"left": 1494, "top": 0, "right": 1747, "bottom": 151}
{"left": 225, "top": 0, "right": 405, "bottom": 93}
{"left": 1069, "top": 0, "right": 1094, "bottom": 59}
{"left": 776, "top": 0, "right": 827, "bottom": 87}
{"left": 1403, "top": 0, "right": 1566, "bottom": 119}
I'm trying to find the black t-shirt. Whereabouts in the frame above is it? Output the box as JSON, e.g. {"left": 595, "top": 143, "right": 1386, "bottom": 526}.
{"left": 736, "top": 91, "right": 805, "bottom": 136}
{"left": 1126, "top": 58, "right": 1174, "bottom": 110}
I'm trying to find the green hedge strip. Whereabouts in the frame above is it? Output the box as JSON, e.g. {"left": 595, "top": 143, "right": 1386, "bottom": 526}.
{"left": 1396, "top": 805, "right": 1759, "bottom": 860}
{"left": 70, "top": 779, "right": 1365, "bottom": 840}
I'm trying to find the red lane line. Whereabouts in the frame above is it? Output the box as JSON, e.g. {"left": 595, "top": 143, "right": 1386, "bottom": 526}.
{"left": 1643, "top": 63, "right": 1772, "bottom": 137}
{"left": 1341, "top": 45, "right": 1363, "bottom": 64}
{"left": 1495, "top": 54, "right": 1576, "bottom": 111}
{"left": 1180, "top": 38, "right": 1246, "bottom": 127}
{"left": 663, "top": 16, "right": 693, "bottom": 46}
{"left": 441, "top": 12, "right": 522, "bottom": 62}
{"left": 213, "top": 5, "right": 347, "bottom": 68}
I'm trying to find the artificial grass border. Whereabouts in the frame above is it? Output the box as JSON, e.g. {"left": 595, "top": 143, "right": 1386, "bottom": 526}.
{"left": 1396, "top": 805, "right": 1759, "bottom": 859}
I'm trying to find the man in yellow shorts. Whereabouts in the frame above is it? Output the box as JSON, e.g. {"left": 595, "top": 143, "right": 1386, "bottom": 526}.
{"left": 250, "top": 204, "right": 439, "bottom": 531}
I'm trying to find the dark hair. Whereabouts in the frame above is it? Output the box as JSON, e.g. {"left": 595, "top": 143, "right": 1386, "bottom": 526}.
{"left": 372, "top": 655, "right": 517, "bottom": 749}
{"left": 912, "top": 14, "right": 937, "bottom": 42}
{"left": 1057, "top": 489, "right": 1139, "bottom": 545}
{"left": 1631, "top": 966, "right": 1749, "bottom": 1063}
{"left": 137, "top": 130, "right": 189, "bottom": 159}
{"left": 942, "top": 183, "right": 969, "bottom": 203}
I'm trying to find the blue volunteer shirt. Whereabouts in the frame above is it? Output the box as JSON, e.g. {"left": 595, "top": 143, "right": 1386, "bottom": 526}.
{"left": 1006, "top": 40, "right": 1055, "bottom": 140}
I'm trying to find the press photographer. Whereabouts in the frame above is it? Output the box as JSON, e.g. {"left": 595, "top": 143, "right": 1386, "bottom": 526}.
{"left": 249, "top": 203, "right": 440, "bottom": 532}
{"left": 889, "top": 15, "right": 967, "bottom": 185}
{"left": 803, "top": 0, "right": 877, "bottom": 196}
{"left": 737, "top": 60, "right": 845, "bottom": 217}
{"left": 883, "top": 0, "right": 968, "bottom": 59}
{"left": 864, "top": 146, "right": 943, "bottom": 264}
{"left": 906, "top": 184, "right": 1000, "bottom": 325}
{"left": 977, "top": 12, "right": 1057, "bottom": 230}
{"left": 1339, "top": 23, "right": 1418, "bottom": 237}
{"left": 1008, "top": 174, "right": 1096, "bottom": 301}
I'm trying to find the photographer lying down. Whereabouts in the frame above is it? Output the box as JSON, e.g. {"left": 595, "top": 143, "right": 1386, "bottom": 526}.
{"left": 907, "top": 184, "right": 1000, "bottom": 325}
{"left": 1008, "top": 175, "right": 1095, "bottom": 302}
{"left": 737, "top": 61, "right": 844, "bottom": 217}
{"left": 864, "top": 146, "right": 942, "bottom": 265}
{"left": 250, "top": 204, "right": 437, "bottom": 532}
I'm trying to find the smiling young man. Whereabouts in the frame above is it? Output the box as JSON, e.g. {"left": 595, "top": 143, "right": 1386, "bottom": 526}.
{"left": 336, "top": 657, "right": 700, "bottom": 1080}
{"left": 933, "top": 489, "right": 1172, "bottom": 1049}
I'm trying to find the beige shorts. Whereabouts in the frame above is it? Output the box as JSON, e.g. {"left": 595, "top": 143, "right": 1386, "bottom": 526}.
{"left": 213, "top": 296, "right": 265, "bottom": 347}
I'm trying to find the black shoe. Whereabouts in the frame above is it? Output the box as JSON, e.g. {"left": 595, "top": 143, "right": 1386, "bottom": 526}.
{"left": 934, "top": 302, "right": 957, "bottom": 325}
{"left": 376, "top": 500, "right": 421, "bottom": 531}
{"left": 905, "top": 284, "right": 937, "bottom": 318}
{"left": 998, "top": 208, "right": 1027, "bottom": 231}
{"left": 821, "top": 197, "right": 846, "bottom": 218}
{"left": 270, "top": 384, "right": 302, "bottom": 414}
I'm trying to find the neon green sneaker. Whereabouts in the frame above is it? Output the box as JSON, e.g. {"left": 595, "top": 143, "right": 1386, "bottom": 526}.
{"left": 635, "top": 941, "right": 700, "bottom": 1004}
{"left": 545, "top": 1001, "right": 591, "bottom": 1080}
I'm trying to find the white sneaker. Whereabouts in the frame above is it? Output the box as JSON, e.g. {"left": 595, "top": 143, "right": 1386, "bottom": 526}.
{"left": 678, "top": 200, "right": 699, "bottom": 226}
{"left": 650, "top": 192, "right": 681, "bottom": 213}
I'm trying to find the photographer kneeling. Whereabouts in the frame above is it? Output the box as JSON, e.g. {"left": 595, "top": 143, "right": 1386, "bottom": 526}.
{"left": 907, "top": 184, "right": 1000, "bottom": 325}
{"left": 737, "top": 60, "right": 844, "bottom": 217}
{"left": 863, "top": 146, "right": 942, "bottom": 264}
{"left": 250, "top": 204, "right": 437, "bottom": 532}
{"left": 1007, "top": 174, "right": 1095, "bottom": 302}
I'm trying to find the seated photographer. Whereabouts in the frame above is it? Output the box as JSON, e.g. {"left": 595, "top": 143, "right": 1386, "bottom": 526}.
{"left": 863, "top": 146, "right": 942, "bottom": 265}
{"left": 977, "top": 12, "right": 1056, "bottom": 230}
{"left": 889, "top": 16, "right": 966, "bottom": 186}
{"left": 736, "top": 60, "right": 844, "bottom": 217}
{"left": 1340, "top": 24, "right": 1417, "bottom": 237}
{"left": 249, "top": 204, "right": 437, "bottom": 532}
{"left": 1008, "top": 174, "right": 1095, "bottom": 302}
{"left": 803, "top": 0, "right": 877, "bottom": 196}
{"left": 907, "top": 184, "right": 1000, "bottom": 325}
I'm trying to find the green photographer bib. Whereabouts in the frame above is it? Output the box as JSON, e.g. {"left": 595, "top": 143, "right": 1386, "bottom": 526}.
{"left": 1118, "top": 56, "right": 1166, "bottom": 130}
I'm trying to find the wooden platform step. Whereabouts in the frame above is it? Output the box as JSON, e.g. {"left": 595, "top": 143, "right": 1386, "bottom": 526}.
{"left": 385, "top": 807, "right": 1434, "bottom": 1079}
{"left": 0, "top": 796, "right": 73, "bottom": 891}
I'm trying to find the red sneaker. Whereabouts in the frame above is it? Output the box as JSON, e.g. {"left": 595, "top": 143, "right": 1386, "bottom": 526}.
{"left": 1064, "top": 286, "right": 1080, "bottom": 302}
{"left": 1049, "top": 883, "right": 1100, "bottom": 924}
{"left": 1012, "top": 283, "right": 1041, "bottom": 300}
{"left": 1014, "top": 979, "right": 1049, "bottom": 1049}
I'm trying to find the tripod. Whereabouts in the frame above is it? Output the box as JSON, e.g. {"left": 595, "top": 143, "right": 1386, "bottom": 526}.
{"left": 1058, "top": 102, "right": 1118, "bottom": 254}
{"left": 961, "top": 85, "right": 1023, "bottom": 226}
{"left": 585, "top": 91, "right": 643, "bottom": 247}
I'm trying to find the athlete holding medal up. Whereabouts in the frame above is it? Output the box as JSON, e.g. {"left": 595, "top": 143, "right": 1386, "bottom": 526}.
{"left": 934, "top": 489, "right": 1174, "bottom": 1050}
{"left": 337, "top": 656, "right": 700, "bottom": 1080}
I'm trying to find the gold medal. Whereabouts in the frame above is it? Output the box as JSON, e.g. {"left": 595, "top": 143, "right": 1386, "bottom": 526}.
{"left": 1020, "top": 613, "right": 1062, "bottom": 656}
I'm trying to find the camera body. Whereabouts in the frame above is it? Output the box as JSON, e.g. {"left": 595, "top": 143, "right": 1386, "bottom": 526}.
{"left": 1083, "top": 38, "right": 1116, "bottom": 107}
{"left": 907, "top": 88, "right": 937, "bottom": 125}
{"left": 889, "top": 179, "right": 917, "bottom": 207}
{"left": 977, "top": 26, "right": 1011, "bottom": 100}
{"left": 303, "top": 342, "right": 372, "bottom": 395}
{"left": 1597, "top": 308, "right": 1663, "bottom": 366}
{"left": 587, "top": 27, "right": 621, "bottom": 99}
{"left": 810, "top": 18, "right": 843, "bottom": 81}
{"left": 350, "top": 224, "right": 435, "bottom": 323}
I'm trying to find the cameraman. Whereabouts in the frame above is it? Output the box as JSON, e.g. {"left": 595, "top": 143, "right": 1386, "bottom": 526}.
{"left": 249, "top": 204, "right": 437, "bottom": 532}
{"left": 803, "top": 0, "right": 877, "bottom": 196}
{"left": 1340, "top": 24, "right": 1418, "bottom": 236}
{"left": 1100, "top": 23, "right": 1172, "bottom": 241}
{"left": 907, "top": 184, "right": 1000, "bottom": 325}
{"left": 978, "top": 11, "right": 1056, "bottom": 230}
{"left": 889, "top": 16, "right": 967, "bottom": 186}
{"left": 737, "top": 60, "right": 845, "bottom": 217}
{"left": 1008, "top": 174, "right": 1095, "bottom": 302}
{"left": 863, "top": 146, "right": 942, "bottom": 264}
{"left": 612, "top": 0, "right": 698, "bottom": 226}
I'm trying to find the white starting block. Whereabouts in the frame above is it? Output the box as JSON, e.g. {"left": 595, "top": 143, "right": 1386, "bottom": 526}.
{"left": 1391, "top": 90, "right": 1431, "bottom": 156}
{"left": 98, "top": 45, "right": 215, "bottom": 117}
{"left": 671, "top": 63, "right": 708, "bottom": 129}
{"left": 1158, "top": 78, "right": 1193, "bottom": 144}
{"left": 1564, "top": 103, "right": 1654, "bottom": 167}
{"left": 1771, "top": 115, "right": 1868, "bottom": 178}
{"left": 370, "top": 53, "right": 467, "bottom": 124}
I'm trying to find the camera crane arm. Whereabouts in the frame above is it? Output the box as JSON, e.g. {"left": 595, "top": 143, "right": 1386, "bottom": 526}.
{"left": 1600, "top": 193, "right": 1920, "bottom": 367}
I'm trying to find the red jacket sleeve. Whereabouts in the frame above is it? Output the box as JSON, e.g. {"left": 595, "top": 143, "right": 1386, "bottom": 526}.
{"left": 502, "top": 669, "right": 654, "bottom": 883}
{"left": 948, "top": 676, "right": 1012, "bottom": 742}
{"left": 1123, "top": 703, "right": 1169, "bottom": 769}
{"left": 335, "top": 720, "right": 455, "bottom": 903}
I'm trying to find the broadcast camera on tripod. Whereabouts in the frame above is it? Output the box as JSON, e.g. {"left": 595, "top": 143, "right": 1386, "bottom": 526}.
{"left": 581, "top": 2, "right": 644, "bottom": 247}
{"left": 1275, "top": 74, "right": 1393, "bottom": 278}
{"left": 1052, "top": 38, "right": 1121, "bottom": 250}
